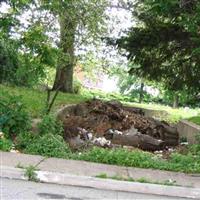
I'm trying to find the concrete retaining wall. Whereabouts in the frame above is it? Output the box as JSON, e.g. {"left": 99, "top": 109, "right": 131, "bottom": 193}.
{"left": 177, "top": 120, "right": 200, "bottom": 144}
{"left": 142, "top": 108, "right": 169, "bottom": 119}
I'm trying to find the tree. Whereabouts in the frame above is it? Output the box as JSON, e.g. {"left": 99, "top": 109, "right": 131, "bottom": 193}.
{"left": 117, "top": 0, "right": 200, "bottom": 107}
{"left": 39, "top": 0, "right": 109, "bottom": 93}
{"left": 0, "top": 1, "right": 60, "bottom": 86}
{"left": 0, "top": 39, "right": 19, "bottom": 84}
{"left": 0, "top": 0, "right": 30, "bottom": 84}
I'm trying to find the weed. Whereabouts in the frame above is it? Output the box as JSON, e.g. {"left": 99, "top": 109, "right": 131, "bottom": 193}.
{"left": 25, "top": 165, "right": 38, "bottom": 182}
{"left": 96, "top": 173, "right": 108, "bottom": 179}
{"left": 137, "top": 177, "right": 149, "bottom": 183}
{"left": 38, "top": 115, "right": 63, "bottom": 136}
{"left": 0, "top": 93, "right": 31, "bottom": 139}
{"left": 15, "top": 131, "right": 36, "bottom": 150}
{"left": 72, "top": 147, "right": 200, "bottom": 173}
{"left": 24, "top": 134, "right": 71, "bottom": 158}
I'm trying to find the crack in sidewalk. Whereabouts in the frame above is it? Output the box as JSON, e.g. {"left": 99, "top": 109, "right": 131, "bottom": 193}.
{"left": 34, "top": 157, "right": 47, "bottom": 169}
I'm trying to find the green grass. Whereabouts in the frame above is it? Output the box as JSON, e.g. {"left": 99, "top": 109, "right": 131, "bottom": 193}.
{"left": 95, "top": 173, "right": 178, "bottom": 186}
{"left": 69, "top": 147, "right": 200, "bottom": 173}
{"left": 0, "top": 84, "right": 199, "bottom": 122}
{"left": 0, "top": 85, "right": 88, "bottom": 117}
{"left": 125, "top": 101, "right": 199, "bottom": 122}
{"left": 188, "top": 116, "right": 200, "bottom": 126}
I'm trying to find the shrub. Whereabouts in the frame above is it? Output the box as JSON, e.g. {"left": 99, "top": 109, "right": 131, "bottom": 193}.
{"left": 15, "top": 131, "right": 36, "bottom": 150}
{"left": 0, "top": 137, "right": 12, "bottom": 151}
{"left": 38, "top": 115, "right": 63, "bottom": 136}
{"left": 0, "top": 94, "right": 31, "bottom": 139}
{"left": 24, "top": 134, "right": 71, "bottom": 158}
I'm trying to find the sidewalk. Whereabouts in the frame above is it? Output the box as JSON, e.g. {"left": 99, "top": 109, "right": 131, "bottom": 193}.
{"left": 1, "top": 151, "right": 200, "bottom": 199}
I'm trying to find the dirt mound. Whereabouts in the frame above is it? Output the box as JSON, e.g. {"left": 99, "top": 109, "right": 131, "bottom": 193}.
{"left": 58, "top": 99, "right": 179, "bottom": 151}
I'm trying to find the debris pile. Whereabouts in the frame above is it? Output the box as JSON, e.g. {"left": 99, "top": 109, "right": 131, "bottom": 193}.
{"left": 57, "top": 99, "right": 179, "bottom": 151}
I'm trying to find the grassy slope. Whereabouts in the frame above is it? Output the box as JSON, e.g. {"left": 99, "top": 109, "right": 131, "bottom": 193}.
{"left": 125, "top": 102, "right": 199, "bottom": 122}
{"left": 0, "top": 84, "right": 199, "bottom": 122}
{"left": 0, "top": 85, "right": 88, "bottom": 117}
{"left": 188, "top": 116, "right": 200, "bottom": 126}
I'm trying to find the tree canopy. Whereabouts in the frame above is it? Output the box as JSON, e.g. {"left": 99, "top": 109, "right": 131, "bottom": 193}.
{"left": 117, "top": 0, "right": 200, "bottom": 94}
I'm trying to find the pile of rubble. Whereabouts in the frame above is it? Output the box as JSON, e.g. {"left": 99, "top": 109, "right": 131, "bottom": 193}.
{"left": 57, "top": 99, "right": 179, "bottom": 151}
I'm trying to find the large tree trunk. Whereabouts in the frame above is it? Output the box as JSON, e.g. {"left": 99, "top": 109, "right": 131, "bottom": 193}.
{"left": 53, "top": 63, "right": 74, "bottom": 93}
{"left": 52, "top": 13, "right": 76, "bottom": 93}
{"left": 173, "top": 93, "right": 179, "bottom": 108}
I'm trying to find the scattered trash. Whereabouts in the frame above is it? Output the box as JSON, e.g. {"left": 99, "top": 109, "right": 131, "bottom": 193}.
{"left": 180, "top": 142, "right": 189, "bottom": 146}
{"left": 92, "top": 137, "right": 111, "bottom": 148}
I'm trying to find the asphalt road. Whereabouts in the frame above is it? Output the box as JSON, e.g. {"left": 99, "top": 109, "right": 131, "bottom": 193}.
{"left": 1, "top": 178, "right": 190, "bottom": 200}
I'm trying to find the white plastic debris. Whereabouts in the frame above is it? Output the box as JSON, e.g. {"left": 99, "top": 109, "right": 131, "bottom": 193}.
{"left": 180, "top": 142, "right": 189, "bottom": 145}
{"left": 92, "top": 137, "right": 111, "bottom": 147}
{"left": 113, "top": 130, "right": 123, "bottom": 135}
{"left": 87, "top": 133, "right": 93, "bottom": 140}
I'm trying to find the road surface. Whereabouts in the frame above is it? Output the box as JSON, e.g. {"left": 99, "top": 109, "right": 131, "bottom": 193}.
{"left": 1, "top": 178, "right": 190, "bottom": 200}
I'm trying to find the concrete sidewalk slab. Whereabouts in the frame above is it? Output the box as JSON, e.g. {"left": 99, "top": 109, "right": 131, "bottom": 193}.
{"left": 36, "top": 170, "right": 200, "bottom": 199}
{"left": 38, "top": 158, "right": 129, "bottom": 177}
{"left": 38, "top": 157, "right": 200, "bottom": 188}
{"left": 127, "top": 167, "right": 200, "bottom": 188}
{"left": 1, "top": 151, "right": 200, "bottom": 189}
{"left": 1, "top": 166, "right": 27, "bottom": 180}
{"left": 1, "top": 151, "right": 45, "bottom": 168}
{"left": 1, "top": 166, "right": 200, "bottom": 199}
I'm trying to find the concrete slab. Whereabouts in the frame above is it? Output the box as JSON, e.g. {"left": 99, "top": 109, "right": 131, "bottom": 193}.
{"left": 1, "top": 152, "right": 200, "bottom": 190}
{"left": 36, "top": 170, "right": 200, "bottom": 199}
{"left": 177, "top": 120, "right": 200, "bottom": 144}
{"left": 0, "top": 151, "right": 44, "bottom": 168}
{"left": 38, "top": 157, "right": 200, "bottom": 188}
{"left": 3, "top": 166, "right": 199, "bottom": 199}
{"left": 38, "top": 158, "right": 129, "bottom": 177}
{"left": 1, "top": 166, "right": 27, "bottom": 180}
{"left": 127, "top": 167, "right": 200, "bottom": 188}
{"left": 142, "top": 108, "right": 169, "bottom": 119}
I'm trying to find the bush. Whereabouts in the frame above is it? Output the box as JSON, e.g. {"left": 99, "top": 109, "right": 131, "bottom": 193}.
{"left": 0, "top": 94, "right": 31, "bottom": 139}
{"left": 14, "top": 114, "right": 67, "bottom": 157}
{"left": 38, "top": 115, "right": 63, "bottom": 136}
{"left": 15, "top": 131, "right": 36, "bottom": 150}
{"left": 24, "top": 134, "right": 71, "bottom": 158}
{"left": 0, "top": 137, "right": 12, "bottom": 151}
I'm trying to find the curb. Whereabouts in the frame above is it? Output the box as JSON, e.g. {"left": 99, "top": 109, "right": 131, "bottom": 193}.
{"left": 1, "top": 166, "right": 200, "bottom": 199}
